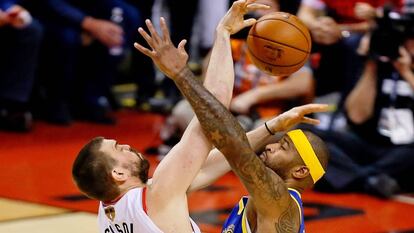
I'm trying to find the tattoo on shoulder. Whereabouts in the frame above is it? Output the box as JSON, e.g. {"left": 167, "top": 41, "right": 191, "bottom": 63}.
{"left": 275, "top": 202, "right": 297, "bottom": 233}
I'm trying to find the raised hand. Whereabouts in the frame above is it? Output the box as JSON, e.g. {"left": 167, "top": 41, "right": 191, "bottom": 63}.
{"left": 267, "top": 104, "right": 330, "bottom": 133}
{"left": 218, "top": 0, "right": 270, "bottom": 35}
{"left": 134, "top": 17, "right": 188, "bottom": 79}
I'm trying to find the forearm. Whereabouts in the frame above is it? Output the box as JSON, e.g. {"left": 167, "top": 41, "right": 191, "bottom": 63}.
{"left": 203, "top": 28, "right": 234, "bottom": 107}
{"left": 297, "top": 4, "right": 320, "bottom": 29}
{"left": 345, "top": 60, "right": 377, "bottom": 124}
{"left": 188, "top": 118, "right": 278, "bottom": 193}
{"left": 173, "top": 67, "right": 250, "bottom": 155}
{"left": 187, "top": 148, "right": 230, "bottom": 192}
{"left": 174, "top": 41, "right": 235, "bottom": 190}
{"left": 339, "top": 22, "right": 372, "bottom": 34}
{"left": 182, "top": 28, "right": 235, "bottom": 193}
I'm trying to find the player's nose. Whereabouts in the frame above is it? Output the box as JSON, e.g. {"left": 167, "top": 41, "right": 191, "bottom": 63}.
{"left": 265, "top": 144, "right": 276, "bottom": 153}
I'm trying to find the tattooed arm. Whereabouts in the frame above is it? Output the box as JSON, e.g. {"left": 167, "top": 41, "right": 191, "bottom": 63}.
{"left": 188, "top": 103, "right": 327, "bottom": 192}
{"left": 133, "top": 0, "right": 269, "bottom": 197}
{"left": 135, "top": 13, "right": 289, "bottom": 210}
{"left": 171, "top": 67, "right": 292, "bottom": 213}
{"left": 134, "top": 0, "right": 318, "bottom": 218}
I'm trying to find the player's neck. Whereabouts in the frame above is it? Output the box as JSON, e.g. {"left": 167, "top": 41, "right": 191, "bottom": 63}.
{"left": 285, "top": 181, "right": 305, "bottom": 194}
{"left": 121, "top": 183, "right": 145, "bottom": 193}
{"left": 118, "top": 180, "right": 146, "bottom": 196}
{"left": 105, "top": 184, "right": 144, "bottom": 205}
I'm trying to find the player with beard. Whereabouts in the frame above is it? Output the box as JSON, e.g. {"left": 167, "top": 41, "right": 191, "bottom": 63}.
{"left": 72, "top": 1, "right": 271, "bottom": 233}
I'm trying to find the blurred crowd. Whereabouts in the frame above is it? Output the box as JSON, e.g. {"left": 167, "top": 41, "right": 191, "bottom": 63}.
{"left": 1, "top": 0, "right": 414, "bottom": 198}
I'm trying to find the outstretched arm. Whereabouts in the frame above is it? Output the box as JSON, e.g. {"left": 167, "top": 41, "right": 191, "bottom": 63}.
{"left": 133, "top": 0, "right": 268, "bottom": 197}
{"left": 156, "top": 48, "right": 328, "bottom": 216}
{"left": 133, "top": 16, "right": 233, "bottom": 233}
{"left": 345, "top": 59, "right": 377, "bottom": 124}
{"left": 171, "top": 62, "right": 293, "bottom": 215}
{"left": 188, "top": 104, "right": 328, "bottom": 192}
{"left": 140, "top": 16, "right": 233, "bottom": 198}
{"left": 133, "top": 2, "right": 269, "bottom": 231}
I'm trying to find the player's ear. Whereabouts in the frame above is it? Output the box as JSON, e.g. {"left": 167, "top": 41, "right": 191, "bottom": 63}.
{"left": 292, "top": 165, "right": 309, "bottom": 179}
{"left": 112, "top": 168, "right": 128, "bottom": 182}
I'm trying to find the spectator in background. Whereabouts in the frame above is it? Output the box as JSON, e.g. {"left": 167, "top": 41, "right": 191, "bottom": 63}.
{"left": 27, "top": 0, "right": 139, "bottom": 125}
{"left": 297, "top": 0, "right": 401, "bottom": 99}
{"left": 0, "top": 0, "right": 42, "bottom": 132}
{"left": 402, "top": 0, "right": 414, "bottom": 13}
{"left": 228, "top": 39, "right": 314, "bottom": 130}
{"left": 222, "top": 0, "right": 311, "bottom": 129}
{"left": 126, "top": 0, "right": 200, "bottom": 113}
{"left": 124, "top": 0, "right": 156, "bottom": 111}
{"left": 311, "top": 15, "right": 414, "bottom": 198}
{"left": 158, "top": 0, "right": 200, "bottom": 106}
{"left": 196, "top": 0, "right": 229, "bottom": 58}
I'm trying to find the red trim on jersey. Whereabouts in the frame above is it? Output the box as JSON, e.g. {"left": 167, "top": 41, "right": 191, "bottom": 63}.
{"left": 102, "top": 194, "right": 124, "bottom": 207}
{"left": 142, "top": 187, "right": 148, "bottom": 214}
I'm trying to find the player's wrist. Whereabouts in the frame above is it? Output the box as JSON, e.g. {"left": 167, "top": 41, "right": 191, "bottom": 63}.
{"left": 172, "top": 66, "right": 192, "bottom": 82}
{"left": 267, "top": 116, "right": 285, "bottom": 134}
{"left": 264, "top": 122, "right": 275, "bottom": 135}
{"left": 216, "top": 25, "right": 231, "bottom": 37}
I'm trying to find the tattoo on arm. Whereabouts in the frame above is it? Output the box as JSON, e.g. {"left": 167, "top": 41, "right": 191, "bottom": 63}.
{"left": 173, "top": 67, "right": 287, "bottom": 202}
{"left": 173, "top": 67, "right": 247, "bottom": 150}
{"left": 275, "top": 202, "right": 297, "bottom": 233}
{"left": 237, "top": 152, "right": 286, "bottom": 202}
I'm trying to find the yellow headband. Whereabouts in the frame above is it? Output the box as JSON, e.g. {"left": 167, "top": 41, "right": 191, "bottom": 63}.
{"left": 287, "top": 129, "right": 325, "bottom": 183}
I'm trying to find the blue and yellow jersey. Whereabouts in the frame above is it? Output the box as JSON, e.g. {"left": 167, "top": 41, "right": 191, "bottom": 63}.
{"left": 289, "top": 188, "right": 305, "bottom": 233}
{"left": 221, "top": 188, "right": 305, "bottom": 233}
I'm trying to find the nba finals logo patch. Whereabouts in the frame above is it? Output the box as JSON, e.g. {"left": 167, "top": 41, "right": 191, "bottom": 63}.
{"left": 222, "top": 224, "right": 235, "bottom": 233}
{"left": 104, "top": 206, "right": 116, "bottom": 221}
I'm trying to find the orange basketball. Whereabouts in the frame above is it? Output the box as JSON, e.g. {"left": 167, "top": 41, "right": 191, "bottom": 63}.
{"left": 247, "top": 12, "right": 311, "bottom": 76}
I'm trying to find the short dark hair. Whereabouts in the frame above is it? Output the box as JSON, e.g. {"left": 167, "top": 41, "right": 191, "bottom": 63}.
{"left": 72, "top": 137, "right": 120, "bottom": 201}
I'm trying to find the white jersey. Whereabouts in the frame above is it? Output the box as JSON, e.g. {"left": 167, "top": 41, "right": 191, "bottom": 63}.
{"left": 97, "top": 187, "right": 201, "bottom": 233}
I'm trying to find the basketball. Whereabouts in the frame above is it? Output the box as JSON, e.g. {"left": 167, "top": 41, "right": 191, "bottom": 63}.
{"left": 247, "top": 12, "right": 311, "bottom": 76}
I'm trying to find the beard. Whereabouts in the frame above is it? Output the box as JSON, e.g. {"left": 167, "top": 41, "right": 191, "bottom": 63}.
{"left": 258, "top": 151, "right": 289, "bottom": 180}
{"left": 130, "top": 147, "right": 150, "bottom": 184}
{"left": 138, "top": 158, "right": 150, "bottom": 184}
